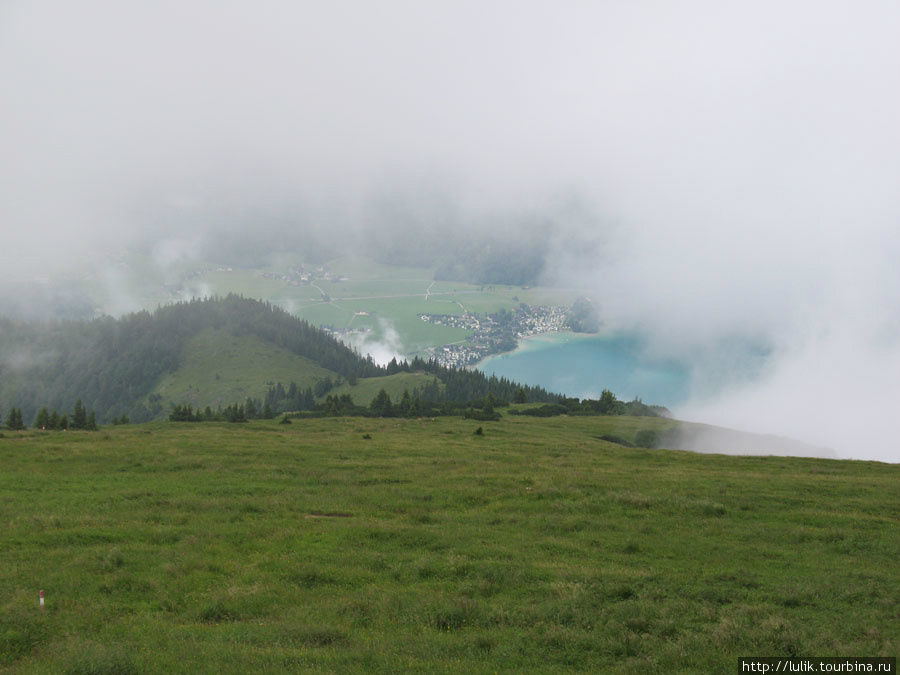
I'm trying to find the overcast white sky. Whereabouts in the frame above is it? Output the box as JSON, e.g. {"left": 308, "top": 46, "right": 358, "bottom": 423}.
{"left": 2, "top": 1, "right": 899, "bottom": 460}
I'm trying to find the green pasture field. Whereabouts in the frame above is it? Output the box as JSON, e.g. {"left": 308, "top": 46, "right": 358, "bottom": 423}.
{"left": 1, "top": 415, "right": 897, "bottom": 672}
{"left": 147, "top": 329, "right": 335, "bottom": 410}
{"left": 274, "top": 297, "right": 469, "bottom": 356}
{"left": 143, "top": 328, "right": 440, "bottom": 411}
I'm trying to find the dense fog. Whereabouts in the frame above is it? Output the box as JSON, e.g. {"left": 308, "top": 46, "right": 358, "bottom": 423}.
{"left": 2, "top": 1, "right": 898, "bottom": 461}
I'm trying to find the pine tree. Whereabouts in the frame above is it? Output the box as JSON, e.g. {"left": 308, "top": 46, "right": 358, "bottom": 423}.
{"left": 49, "top": 410, "right": 60, "bottom": 429}
{"left": 72, "top": 399, "right": 87, "bottom": 430}
{"left": 410, "top": 395, "right": 424, "bottom": 417}
{"left": 370, "top": 389, "right": 393, "bottom": 417}
{"left": 86, "top": 411, "right": 98, "bottom": 431}
{"left": 6, "top": 408, "right": 25, "bottom": 430}
{"left": 398, "top": 390, "right": 411, "bottom": 417}
{"left": 34, "top": 407, "right": 50, "bottom": 429}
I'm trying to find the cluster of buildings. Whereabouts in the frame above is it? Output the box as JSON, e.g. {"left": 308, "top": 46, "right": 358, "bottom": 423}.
{"left": 420, "top": 305, "right": 569, "bottom": 367}
{"left": 257, "top": 266, "right": 348, "bottom": 286}
{"left": 508, "top": 305, "right": 569, "bottom": 338}
{"left": 430, "top": 341, "right": 493, "bottom": 368}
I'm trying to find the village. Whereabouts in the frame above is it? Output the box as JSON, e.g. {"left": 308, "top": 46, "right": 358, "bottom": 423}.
{"left": 420, "top": 304, "right": 570, "bottom": 367}
{"left": 256, "top": 265, "right": 348, "bottom": 285}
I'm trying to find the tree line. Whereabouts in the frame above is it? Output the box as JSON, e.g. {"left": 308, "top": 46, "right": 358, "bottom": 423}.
{"left": 2, "top": 398, "right": 103, "bottom": 431}
{"left": 169, "top": 399, "right": 278, "bottom": 423}
{"left": 190, "top": 386, "right": 667, "bottom": 422}
{"left": 508, "top": 390, "right": 669, "bottom": 418}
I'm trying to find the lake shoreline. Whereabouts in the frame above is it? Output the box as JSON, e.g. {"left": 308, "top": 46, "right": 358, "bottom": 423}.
{"left": 474, "top": 330, "right": 692, "bottom": 408}
{"left": 473, "top": 329, "right": 604, "bottom": 367}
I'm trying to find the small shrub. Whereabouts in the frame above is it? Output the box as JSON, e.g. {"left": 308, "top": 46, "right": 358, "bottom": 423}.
{"left": 634, "top": 430, "right": 659, "bottom": 449}
{"left": 474, "top": 427, "right": 483, "bottom": 436}
{"left": 464, "top": 408, "right": 501, "bottom": 421}
{"left": 362, "top": 433, "right": 372, "bottom": 439}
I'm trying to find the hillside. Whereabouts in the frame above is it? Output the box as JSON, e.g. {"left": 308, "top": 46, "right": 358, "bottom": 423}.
{"left": 0, "top": 416, "right": 896, "bottom": 671}
{"left": 0, "top": 295, "right": 382, "bottom": 424}
{"left": 0, "top": 295, "right": 558, "bottom": 425}
{"left": 147, "top": 328, "right": 338, "bottom": 410}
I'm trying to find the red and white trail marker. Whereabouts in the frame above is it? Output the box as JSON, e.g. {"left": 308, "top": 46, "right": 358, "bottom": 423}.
{"left": 39, "top": 590, "right": 44, "bottom": 610}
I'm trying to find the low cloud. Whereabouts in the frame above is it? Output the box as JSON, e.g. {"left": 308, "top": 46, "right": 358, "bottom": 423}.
{"left": 343, "top": 319, "right": 406, "bottom": 367}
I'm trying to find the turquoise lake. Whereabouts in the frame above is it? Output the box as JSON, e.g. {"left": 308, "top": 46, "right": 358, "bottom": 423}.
{"left": 477, "top": 332, "right": 692, "bottom": 408}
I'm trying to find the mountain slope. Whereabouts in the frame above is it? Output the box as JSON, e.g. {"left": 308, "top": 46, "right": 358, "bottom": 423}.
{"left": 0, "top": 295, "right": 382, "bottom": 423}
{"left": 148, "top": 328, "right": 337, "bottom": 411}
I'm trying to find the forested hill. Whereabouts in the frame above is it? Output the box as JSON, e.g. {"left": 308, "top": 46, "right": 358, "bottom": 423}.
{"left": 0, "top": 295, "right": 558, "bottom": 424}
{"left": 0, "top": 295, "right": 380, "bottom": 423}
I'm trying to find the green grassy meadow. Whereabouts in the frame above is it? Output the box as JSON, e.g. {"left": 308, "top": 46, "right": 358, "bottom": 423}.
{"left": 148, "top": 329, "right": 336, "bottom": 410}
{"left": 1, "top": 416, "right": 897, "bottom": 672}
{"left": 144, "top": 329, "right": 443, "bottom": 411}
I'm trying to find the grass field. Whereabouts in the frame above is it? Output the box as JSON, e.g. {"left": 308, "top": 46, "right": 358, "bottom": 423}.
{"left": 1, "top": 416, "right": 897, "bottom": 672}
{"left": 148, "top": 329, "right": 336, "bottom": 410}
{"left": 144, "top": 328, "right": 442, "bottom": 410}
